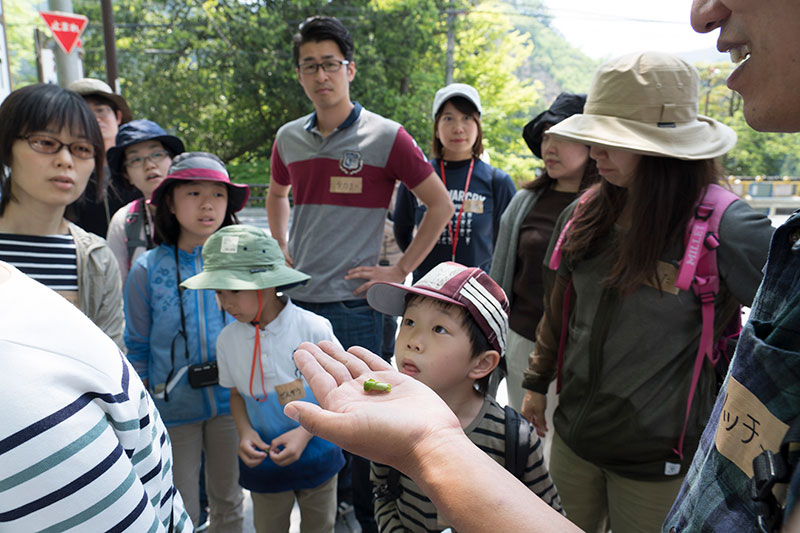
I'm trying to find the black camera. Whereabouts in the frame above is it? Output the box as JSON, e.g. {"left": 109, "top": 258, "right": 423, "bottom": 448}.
{"left": 187, "top": 361, "right": 219, "bottom": 388}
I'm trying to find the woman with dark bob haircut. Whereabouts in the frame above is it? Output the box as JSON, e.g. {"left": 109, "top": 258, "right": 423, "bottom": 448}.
{"left": 0, "top": 83, "right": 124, "bottom": 348}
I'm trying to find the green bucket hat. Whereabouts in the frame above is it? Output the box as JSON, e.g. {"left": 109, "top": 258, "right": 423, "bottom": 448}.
{"left": 181, "top": 225, "right": 310, "bottom": 291}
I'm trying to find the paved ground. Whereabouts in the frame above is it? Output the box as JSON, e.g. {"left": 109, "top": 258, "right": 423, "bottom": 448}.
{"left": 237, "top": 490, "right": 359, "bottom": 532}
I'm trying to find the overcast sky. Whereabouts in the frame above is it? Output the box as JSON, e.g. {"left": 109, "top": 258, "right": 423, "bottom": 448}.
{"left": 540, "top": 0, "right": 728, "bottom": 62}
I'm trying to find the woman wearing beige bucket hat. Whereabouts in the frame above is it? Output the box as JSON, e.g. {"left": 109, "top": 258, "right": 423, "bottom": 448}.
{"left": 519, "top": 51, "right": 774, "bottom": 532}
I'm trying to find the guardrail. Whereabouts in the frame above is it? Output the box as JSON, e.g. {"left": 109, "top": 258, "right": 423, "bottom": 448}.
{"left": 244, "top": 184, "right": 270, "bottom": 207}
{"left": 725, "top": 177, "right": 800, "bottom": 216}
{"left": 242, "top": 178, "right": 800, "bottom": 214}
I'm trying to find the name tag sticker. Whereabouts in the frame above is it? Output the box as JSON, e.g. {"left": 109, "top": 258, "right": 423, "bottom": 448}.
{"left": 330, "top": 176, "right": 363, "bottom": 194}
{"left": 462, "top": 198, "right": 484, "bottom": 214}
{"left": 220, "top": 235, "right": 239, "bottom": 253}
{"left": 642, "top": 261, "right": 680, "bottom": 295}
{"left": 715, "top": 375, "right": 789, "bottom": 477}
{"left": 275, "top": 378, "right": 305, "bottom": 406}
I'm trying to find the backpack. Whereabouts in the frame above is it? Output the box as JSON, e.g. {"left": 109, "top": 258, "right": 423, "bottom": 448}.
{"left": 549, "top": 183, "right": 742, "bottom": 460}
{"left": 124, "top": 198, "right": 155, "bottom": 267}
{"left": 374, "top": 405, "right": 531, "bottom": 502}
{"left": 751, "top": 414, "right": 800, "bottom": 532}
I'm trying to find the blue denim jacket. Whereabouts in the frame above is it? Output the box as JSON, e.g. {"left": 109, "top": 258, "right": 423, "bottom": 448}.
{"left": 665, "top": 211, "right": 800, "bottom": 531}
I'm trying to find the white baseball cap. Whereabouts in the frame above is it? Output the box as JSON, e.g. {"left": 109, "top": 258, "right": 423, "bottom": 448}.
{"left": 432, "top": 83, "right": 482, "bottom": 120}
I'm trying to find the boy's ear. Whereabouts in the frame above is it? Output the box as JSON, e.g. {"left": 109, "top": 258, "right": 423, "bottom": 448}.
{"left": 468, "top": 350, "right": 500, "bottom": 380}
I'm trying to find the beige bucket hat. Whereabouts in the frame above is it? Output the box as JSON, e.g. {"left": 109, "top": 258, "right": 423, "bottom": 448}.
{"left": 67, "top": 78, "right": 134, "bottom": 124}
{"left": 547, "top": 52, "right": 736, "bottom": 160}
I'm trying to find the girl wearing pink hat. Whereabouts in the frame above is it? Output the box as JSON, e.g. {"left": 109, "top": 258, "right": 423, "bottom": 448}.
{"left": 124, "top": 151, "right": 249, "bottom": 530}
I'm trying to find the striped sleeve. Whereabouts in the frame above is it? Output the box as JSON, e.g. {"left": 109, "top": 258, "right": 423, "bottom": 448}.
{"left": 520, "top": 423, "right": 564, "bottom": 514}
{"left": 0, "top": 342, "right": 192, "bottom": 532}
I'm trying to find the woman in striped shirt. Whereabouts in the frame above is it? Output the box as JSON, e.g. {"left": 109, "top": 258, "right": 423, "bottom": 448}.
{"left": 0, "top": 83, "right": 124, "bottom": 349}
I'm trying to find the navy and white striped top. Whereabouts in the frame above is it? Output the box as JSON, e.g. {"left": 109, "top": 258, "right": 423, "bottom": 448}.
{"left": 0, "top": 232, "right": 78, "bottom": 290}
{"left": 0, "top": 264, "right": 192, "bottom": 532}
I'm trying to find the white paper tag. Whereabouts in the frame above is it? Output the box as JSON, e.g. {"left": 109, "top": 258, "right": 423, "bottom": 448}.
{"left": 220, "top": 235, "right": 239, "bottom": 253}
{"left": 664, "top": 462, "right": 681, "bottom": 476}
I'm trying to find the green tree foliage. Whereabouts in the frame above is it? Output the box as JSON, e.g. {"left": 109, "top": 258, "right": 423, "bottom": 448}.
{"left": 697, "top": 62, "right": 800, "bottom": 177}
{"left": 68, "top": 0, "right": 549, "bottom": 182}
{"left": 4, "top": 0, "right": 40, "bottom": 87}
{"left": 453, "top": 1, "right": 541, "bottom": 180}
{"left": 9, "top": 3, "right": 800, "bottom": 182}
{"left": 506, "top": 0, "right": 598, "bottom": 100}
{"left": 9, "top": 1, "right": 578, "bottom": 184}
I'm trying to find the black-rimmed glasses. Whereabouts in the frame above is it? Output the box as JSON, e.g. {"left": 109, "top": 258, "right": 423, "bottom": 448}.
{"left": 299, "top": 59, "right": 350, "bottom": 75}
{"left": 19, "top": 134, "right": 96, "bottom": 160}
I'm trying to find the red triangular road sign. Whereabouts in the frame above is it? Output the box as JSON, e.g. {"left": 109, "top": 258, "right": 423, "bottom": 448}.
{"left": 40, "top": 11, "right": 88, "bottom": 55}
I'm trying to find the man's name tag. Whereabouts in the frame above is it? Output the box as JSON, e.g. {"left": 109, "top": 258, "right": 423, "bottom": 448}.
{"left": 462, "top": 198, "right": 484, "bottom": 214}
{"left": 330, "top": 176, "right": 362, "bottom": 194}
{"left": 275, "top": 378, "right": 305, "bottom": 406}
{"left": 715, "top": 375, "right": 788, "bottom": 477}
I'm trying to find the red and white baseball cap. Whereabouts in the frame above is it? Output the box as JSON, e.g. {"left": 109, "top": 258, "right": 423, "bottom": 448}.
{"left": 367, "top": 262, "right": 509, "bottom": 355}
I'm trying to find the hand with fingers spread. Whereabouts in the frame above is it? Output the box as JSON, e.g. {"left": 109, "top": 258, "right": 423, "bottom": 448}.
{"left": 284, "top": 340, "right": 463, "bottom": 473}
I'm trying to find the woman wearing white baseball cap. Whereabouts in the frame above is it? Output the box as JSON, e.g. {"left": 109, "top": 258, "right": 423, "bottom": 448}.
{"left": 393, "top": 83, "right": 517, "bottom": 282}
{"left": 519, "top": 51, "right": 774, "bottom": 532}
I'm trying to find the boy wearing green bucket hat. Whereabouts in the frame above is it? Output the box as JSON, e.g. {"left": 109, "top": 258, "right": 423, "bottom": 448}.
{"left": 181, "top": 224, "right": 345, "bottom": 532}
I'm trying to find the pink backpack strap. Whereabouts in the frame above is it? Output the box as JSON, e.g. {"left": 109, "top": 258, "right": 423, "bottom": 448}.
{"left": 551, "top": 189, "right": 597, "bottom": 392}
{"left": 556, "top": 279, "right": 573, "bottom": 394}
{"left": 673, "top": 183, "right": 740, "bottom": 459}
{"left": 549, "top": 189, "right": 595, "bottom": 271}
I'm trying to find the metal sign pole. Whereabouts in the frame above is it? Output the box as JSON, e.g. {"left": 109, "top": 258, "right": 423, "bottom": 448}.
{"left": 47, "top": 0, "right": 82, "bottom": 87}
{"left": 0, "top": 0, "right": 12, "bottom": 103}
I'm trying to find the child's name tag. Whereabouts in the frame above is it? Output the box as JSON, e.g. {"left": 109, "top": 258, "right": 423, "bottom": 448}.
{"left": 275, "top": 378, "right": 305, "bottom": 406}
{"left": 462, "top": 198, "right": 484, "bottom": 214}
{"left": 330, "top": 176, "right": 362, "bottom": 194}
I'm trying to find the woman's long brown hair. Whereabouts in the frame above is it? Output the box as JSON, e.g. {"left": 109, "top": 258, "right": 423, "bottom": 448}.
{"left": 561, "top": 156, "right": 721, "bottom": 294}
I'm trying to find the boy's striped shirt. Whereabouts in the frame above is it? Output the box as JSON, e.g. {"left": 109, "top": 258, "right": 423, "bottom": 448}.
{"left": 371, "top": 397, "right": 563, "bottom": 532}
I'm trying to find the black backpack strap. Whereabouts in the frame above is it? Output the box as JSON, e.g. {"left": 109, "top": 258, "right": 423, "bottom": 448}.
{"left": 504, "top": 405, "right": 529, "bottom": 480}
{"left": 751, "top": 414, "right": 800, "bottom": 532}
{"left": 373, "top": 465, "right": 404, "bottom": 502}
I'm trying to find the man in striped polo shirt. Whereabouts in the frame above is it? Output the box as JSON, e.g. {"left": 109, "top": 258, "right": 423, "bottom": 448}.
{"left": 267, "top": 15, "right": 453, "bottom": 532}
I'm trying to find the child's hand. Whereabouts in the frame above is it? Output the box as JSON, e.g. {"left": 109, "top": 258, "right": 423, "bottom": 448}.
{"left": 269, "top": 426, "right": 313, "bottom": 467}
{"left": 238, "top": 428, "right": 270, "bottom": 467}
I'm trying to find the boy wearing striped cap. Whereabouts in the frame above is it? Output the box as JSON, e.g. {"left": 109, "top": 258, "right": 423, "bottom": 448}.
{"left": 365, "top": 262, "right": 563, "bottom": 531}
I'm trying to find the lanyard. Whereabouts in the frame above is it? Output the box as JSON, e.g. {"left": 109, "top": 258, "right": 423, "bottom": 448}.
{"left": 249, "top": 291, "right": 268, "bottom": 402}
{"left": 440, "top": 158, "right": 475, "bottom": 261}
{"left": 164, "top": 245, "right": 225, "bottom": 401}
{"left": 164, "top": 245, "right": 190, "bottom": 402}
